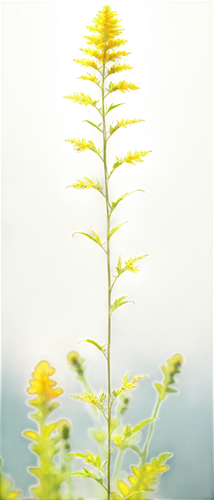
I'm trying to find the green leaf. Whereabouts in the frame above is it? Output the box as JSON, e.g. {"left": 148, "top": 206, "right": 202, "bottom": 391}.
{"left": 108, "top": 222, "right": 127, "bottom": 239}
{"left": 91, "top": 230, "right": 101, "bottom": 244}
{"left": 154, "top": 382, "right": 163, "bottom": 393}
{"left": 70, "top": 451, "right": 103, "bottom": 471}
{"left": 131, "top": 417, "right": 155, "bottom": 435}
{"left": 72, "top": 231, "right": 105, "bottom": 251}
{"left": 70, "top": 452, "right": 88, "bottom": 460}
{"left": 90, "top": 429, "right": 107, "bottom": 443}
{"left": 157, "top": 453, "right": 173, "bottom": 464}
{"left": 110, "top": 189, "right": 145, "bottom": 214}
{"left": 112, "top": 435, "right": 123, "bottom": 446}
{"left": 111, "top": 418, "right": 155, "bottom": 450}
{"left": 78, "top": 338, "right": 107, "bottom": 355}
{"left": 110, "top": 296, "right": 134, "bottom": 315}
{"left": 166, "top": 387, "right": 178, "bottom": 394}
{"left": 84, "top": 120, "right": 103, "bottom": 133}
{"left": 122, "top": 372, "right": 130, "bottom": 385}
{"left": 116, "top": 254, "right": 123, "bottom": 274}
{"left": 106, "top": 102, "right": 125, "bottom": 115}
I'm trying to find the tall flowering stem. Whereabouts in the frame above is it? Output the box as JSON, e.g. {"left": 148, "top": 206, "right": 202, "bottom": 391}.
{"left": 64, "top": 6, "right": 183, "bottom": 500}
{"left": 101, "top": 45, "right": 112, "bottom": 499}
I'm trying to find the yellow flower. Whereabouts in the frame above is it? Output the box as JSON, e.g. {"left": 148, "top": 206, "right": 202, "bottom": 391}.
{"left": 63, "top": 135, "right": 101, "bottom": 156}
{"left": 109, "top": 78, "right": 142, "bottom": 95}
{"left": 27, "top": 360, "right": 63, "bottom": 403}
{"left": 120, "top": 145, "right": 154, "bottom": 168}
{"left": 60, "top": 88, "right": 99, "bottom": 109}
{"left": 107, "top": 61, "right": 135, "bottom": 75}
{"left": 125, "top": 259, "right": 139, "bottom": 274}
{"left": 109, "top": 116, "right": 147, "bottom": 132}
{"left": 66, "top": 175, "right": 95, "bottom": 193}
{"left": 74, "top": 71, "right": 99, "bottom": 87}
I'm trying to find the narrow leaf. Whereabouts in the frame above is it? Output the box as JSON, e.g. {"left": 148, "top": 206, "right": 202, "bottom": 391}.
{"left": 131, "top": 417, "right": 155, "bottom": 435}
{"left": 111, "top": 296, "right": 134, "bottom": 315}
{"left": 108, "top": 222, "right": 127, "bottom": 239}
{"left": 106, "top": 103, "right": 125, "bottom": 115}
{"left": 110, "top": 190, "right": 145, "bottom": 214}
{"left": 154, "top": 382, "right": 163, "bottom": 393}
{"left": 84, "top": 120, "right": 102, "bottom": 132}
{"left": 78, "top": 338, "right": 105, "bottom": 354}
{"left": 72, "top": 231, "right": 104, "bottom": 250}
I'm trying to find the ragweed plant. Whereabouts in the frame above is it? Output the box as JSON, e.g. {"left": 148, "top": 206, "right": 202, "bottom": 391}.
{"left": 23, "top": 360, "right": 72, "bottom": 500}
{"left": 64, "top": 5, "right": 183, "bottom": 500}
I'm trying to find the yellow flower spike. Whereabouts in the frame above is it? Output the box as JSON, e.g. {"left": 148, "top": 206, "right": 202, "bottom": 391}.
{"left": 66, "top": 175, "right": 95, "bottom": 193}
{"left": 60, "top": 88, "right": 99, "bottom": 109}
{"left": 63, "top": 135, "right": 101, "bottom": 156}
{"left": 110, "top": 81, "right": 140, "bottom": 93}
{"left": 120, "top": 145, "right": 154, "bottom": 168}
{"left": 27, "top": 360, "right": 63, "bottom": 404}
{"left": 109, "top": 116, "right": 147, "bottom": 133}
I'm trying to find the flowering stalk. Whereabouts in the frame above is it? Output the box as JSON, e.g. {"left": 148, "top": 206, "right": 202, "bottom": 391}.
{"left": 65, "top": 5, "right": 183, "bottom": 500}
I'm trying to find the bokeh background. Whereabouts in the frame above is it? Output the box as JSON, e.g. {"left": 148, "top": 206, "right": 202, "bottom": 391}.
{"left": 1, "top": 1, "right": 213, "bottom": 498}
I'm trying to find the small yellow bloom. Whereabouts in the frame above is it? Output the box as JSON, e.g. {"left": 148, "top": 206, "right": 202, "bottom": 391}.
{"left": 63, "top": 135, "right": 100, "bottom": 156}
{"left": 109, "top": 116, "right": 147, "bottom": 132}
{"left": 120, "top": 145, "right": 154, "bottom": 168}
{"left": 111, "top": 78, "right": 142, "bottom": 95}
{"left": 27, "top": 360, "right": 63, "bottom": 403}
{"left": 60, "top": 88, "right": 99, "bottom": 109}
{"left": 66, "top": 175, "right": 95, "bottom": 193}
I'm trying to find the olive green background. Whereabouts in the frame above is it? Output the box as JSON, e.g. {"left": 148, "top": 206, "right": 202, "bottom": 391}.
{"left": 1, "top": 0, "right": 214, "bottom": 500}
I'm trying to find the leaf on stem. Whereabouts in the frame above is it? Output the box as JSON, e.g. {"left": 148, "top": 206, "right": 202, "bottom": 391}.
{"left": 109, "top": 118, "right": 144, "bottom": 138}
{"left": 110, "top": 296, "right": 134, "bottom": 315}
{"left": 84, "top": 120, "right": 103, "bottom": 132}
{"left": 108, "top": 222, "right": 127, "bottom": 240}
{"left": 70, "top": 451, "right": 104, "bottom": 471}
{"left": 106, "top": 103, "right": 125, "bottom": 115}
{"left": 69, "top": 469, "right": 104, "bottom": 488}
{"left": 67, "top": 177, "right": 103, "bottom": 195}
{"left": 63, "top": 92, "right": 99, "bottom": 107}
{"left": 72, "top": 231, "right": 105, "bottom": 252}
{"left": 112, "top": 373, "right": 147, "bottom": 398}
{"left": 78, "top": 338, "right": 107, "bottom": 357}
{"left": 112, "top": 418, "right": 155, "bottom": 452}
{"left": 110, "top": 190, "right": 145, "bottom": 214}
{"left": 71, "top": 391, "right": 106, "bottom": 413}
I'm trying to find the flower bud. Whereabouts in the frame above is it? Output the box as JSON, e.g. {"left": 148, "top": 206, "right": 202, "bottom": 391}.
{"left": 67, "top": 351, "right": 85, "bottom": 376}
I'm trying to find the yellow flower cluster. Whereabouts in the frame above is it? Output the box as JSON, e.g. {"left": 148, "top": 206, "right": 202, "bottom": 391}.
{"left": 63, "top": 135, "right": 100, "bottom": 156}
{"left": 110, "top": 78, "right": 142, "bottom": 95}
{"left": 115, "top": 253, "right": 151, "bottom": 277}
{"left": 109, "top": 116, "right": 147, "bottom": 133}
{"left": 119, "top": 145, "right": 154, "bottom": 168}
{"left": 124, "top": 255, "right": 148, "bottom": 274}
{"left": 107, "top": 63, "right": 133, "bottom": 75}
{"left": 66, "top": 175, "right": 95, "bottom": 193}
{"left": 60, "top": 88, "right": 99, "bottom": 109}
{"left": 74, "top": 71, "right": 99, "bottom": 87}
{"left": 75, "top": 6, "right": 131, "bottom": 68}
{"left": 66, "top": 3, "right": 135, "bottom": 87}
{"left": 27, "top": 360, "right": 63, "bottom": 404}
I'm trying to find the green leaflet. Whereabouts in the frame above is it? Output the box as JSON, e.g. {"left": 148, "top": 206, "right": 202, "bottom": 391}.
{"left": 69, "top": 469, "right": 104, "bottom": 488}
{"left": 110, "top": 296, "right": 134, "bottom": 315}
{"left": 78, "top": 338, "right": 107, "bottom": 357}
{"left": 108, "top": 222, "right": 127, "bottom": 240}
{"left": 72, "top": 231, "right": 106, "bottom": 252}
{"left": 90, "top": 429, "right": 107, "bottom": 444}
{"left": 84, "top": 119, "right": 103, "bottom": 132}
{"left": 110, "top": 188, "right": 146, "bottom": 213}
{"left": 112, "top": 418, "right": 155, "bottom": 449}
{"left": 106, "top": 102, "right": 125, "bottom": 115}
{"left": 70, "top": 451, "right": 103, "bottom": 471}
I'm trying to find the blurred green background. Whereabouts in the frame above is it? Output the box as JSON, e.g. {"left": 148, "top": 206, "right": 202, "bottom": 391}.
{"left": 1, "top": 0, "right": 213, "bottom": 500}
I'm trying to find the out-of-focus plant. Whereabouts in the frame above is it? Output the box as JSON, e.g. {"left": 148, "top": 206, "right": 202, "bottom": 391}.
{"left": 23, "top": 360, "right": 72, "bottom": 500}
{"left": 0, "top": 458, "right": 21, "bottom": 500}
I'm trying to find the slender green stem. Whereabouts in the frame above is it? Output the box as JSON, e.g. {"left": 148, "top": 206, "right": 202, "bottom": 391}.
{"left": 136, "top": 376, "right": 169, "bottom": 488}
{"left": 59, "top": 439, "right": 73, "bottom": 499}
{"left": 101, "top": 55, "right": 112, "bottom": 500}
{"left": 82, "top": 375, "right": 106, "bottom": 460}
{"left": 110, "top": 275, "right": 119, "bottom": 292}
{"left": 112, "top": 449, "right": 123, "bottom": 481}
